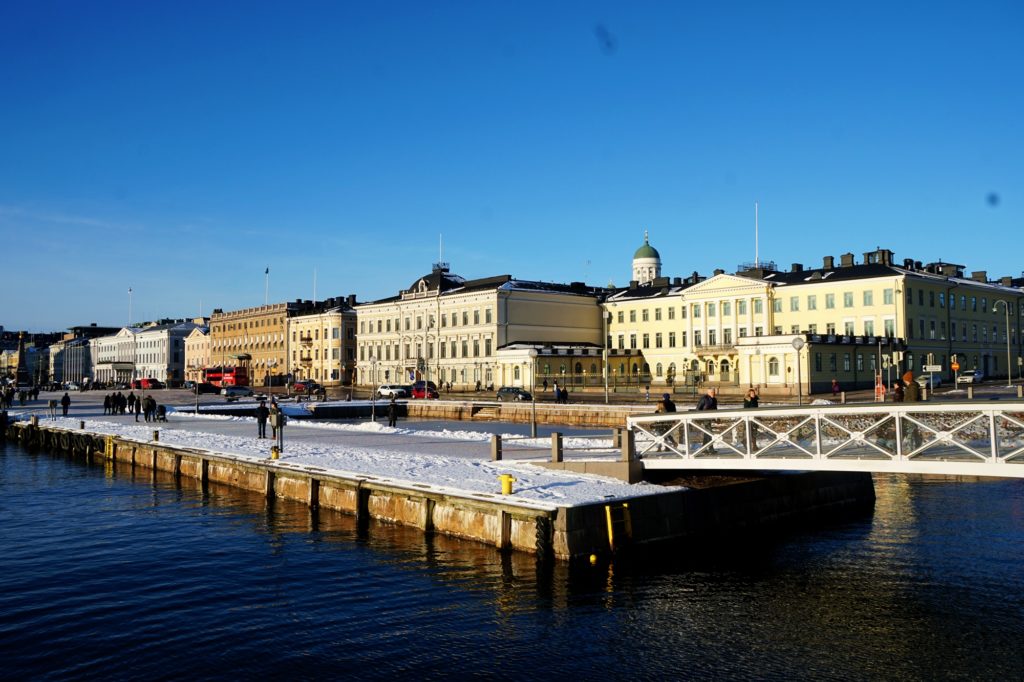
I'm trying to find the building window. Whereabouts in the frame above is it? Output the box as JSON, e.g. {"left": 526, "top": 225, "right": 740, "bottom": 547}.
{"left": 656, "top": 363, "right": 663, "bottom": 377}
{"left": 863, "top": 291, "right": 873, "bottom": 306}
{"left": 884, "top": 318, "right": 895, "bottom": 336}
{"left": 843, "top": 292, "right": 854, "bottom": 308}
{"left": 473, "top": 340, "right": 480, "bottom": 356}
{"left": 655, "top": 333, "right": 662, "bottom": 348}
{"left": 929, "top": 291, "right": 935, "bottom": 307}
{"left": 845, "top": 321, "right": 855, "bottom": 335}
{"left": 815, "top": 353, "right": 822, "bottom": 372}
{"left": 693, "top": 305, "right": 701, "bottom": 318}
{"left": 642, "top": 334, "right": 650, "bottom": 349}
{"left": 655, "top": 308, "right": 662, "bottom": 321}
{"left": 723, "top": 328, "right": 733, "bottom": 344}
{"left": 642, "top": 309, "right": 649, "bottom": 322}
{"left": 829, "top": 353, "right": 837, "bottom": 372}
{"left": 722, "top": 302, "right": 731, "bottom": 316}
{"left": 708, "top": 329, "right": 717, "bottom": 345}
{"left": 856, "top": 354, "right": 864, "bottom": 371}
{"left": 669, "top": 332, "right": 676, "bottom": 347}
{"left": 971, "top": 297, "right": 977, "bottom": 312}
{"left": 473, "top": 310, "right": 480, "bottom": 325}
{"left": 708, "top": 303, "right": 716, "bottom": 317}
{"left": 864, "top": 320, "right": 875, "bottom": 336}
{"left": 753, "top": 300, "right": 763, "bottom": 314}
{"left": 884, "top": 288, "right": 894, "bottom": 305}
{"left": 630, "top": 334, "right": 637, "bottom": 349}
{"left": 668, "top": 307, "right": 675, "bottom": 320}
{"left": 790, "top": 325, "right": 800, "bottom": 334}
{"left": 629, "top": 310, "right": 636, "bottom": 323}
{"left": 826, "top": 294, "right": 835, "bottom": 309}
{"left": 773, "top": 325, "right": 783, "bottom": 335}
{"left": 738, "top": 300, "right": 747, "bottom": 315}
{"left": 773, "top": 299, "right": 782, "bottom": 313}
{"left": 485, "top": 339, "right": 492, "bottom": 355}
{"left": 842, "top": 354, "right": 850, "bottom": 371}
{"left": 681, "top": 331, "right": 688, "bottom": 346}
{"left": 768, "top": 357, "right": 779, "bottom": 376}
{"left": 617, "top": 335, "right": 624, "bottom": 349}
{"left": 808, "top": 295, "right": 817, "bottom": 310}
{"left": 462, "top": 341, "right": 469, "bottom": 357}
{"left": 463, "top": 312, "right": 469, "bottom": 325}
{"left": 694, "top": 331, "right": 702, "bottom": 346}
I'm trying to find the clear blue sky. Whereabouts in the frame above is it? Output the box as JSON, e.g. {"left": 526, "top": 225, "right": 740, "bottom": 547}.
{"left": 2, "top": 1, "right": 1022, "bottom": 331}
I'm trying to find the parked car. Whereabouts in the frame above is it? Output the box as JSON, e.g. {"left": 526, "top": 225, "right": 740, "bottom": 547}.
{"left": 915, "top": 375, "right": 942, "bottom": 389}
{"left": 376, "top": 384, "right": 409, "bottom": 399}
{"left": 131, "top": 378, "right": 164, "bottom": 390}
{"left": 194, "top": 382, "right": 220, "bottom": 395}
{"left": 410, "top": 381, "right": 439, "bottom": 399}
{"left": 292, "top": 381, "right": 321, "bottom": 394}
{"left": 221, "top": 385, "right": 254, "bottom": 399}
{"left": 64, "top": 382, "right": 81, "bottom": 391}
{"left": 496, "top": 386, "right": 532, "bottom": 401}
{"left": 956, "top": 369, "right": 984, "bottom": 385}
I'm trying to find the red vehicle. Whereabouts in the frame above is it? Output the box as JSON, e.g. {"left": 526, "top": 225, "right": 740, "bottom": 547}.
{"left": 131, "top": 378, "right": 164, "bottom": 390}
{"left": 411, "top": 381, "right": 439, "bottom": 399}
{"left": 204, "top": 366, "right": 249, "bottom": 388}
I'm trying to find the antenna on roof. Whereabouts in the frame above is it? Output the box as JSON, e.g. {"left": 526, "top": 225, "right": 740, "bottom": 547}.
{"left": 755, "top": 201, "right": 759, "bottom": 268}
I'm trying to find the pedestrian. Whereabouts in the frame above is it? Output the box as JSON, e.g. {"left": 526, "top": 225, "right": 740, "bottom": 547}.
{"left": 133, "top": 396, "right": 141, "bottom": 422}
{"left": 387, "top": 395, "right": 398, "bottom": 427}
{"left": 127, "top": 392, "right": 137, "bottom": 415}
{"left": 892, "top": 381, "right": 904, "bottom": 403}
{"left": 743, "top": 387, "right": 759, "bottom": 449}
{"left": 48, "top": 398, "right": 58, "bottom": 420}
{"left": 654, "top": 392, "right": 677, "bottom": 449}
{"left": 255, "top": 400, "right": 269, "bottom": 438}
{"left": 903, "top": 371, "right": 920, "bottom": 403}
{"left": 270, "top": 401, "right": 280, "bottom": 439}
{"left": 831, "top": 378, "right": 840, "bottom": 396}
{"left": 696, "top": 387, "right": 718, "bottom": 452}
{"left": 645, "top": 385, "right": 650, "bottom": 402}
{"left": 60, "top": 391, "right": 71, "bottom": 417}
{"left": 543, "top": 379, "right": 548, "bottom": 392}
{"left": 103, "top": 394, "right": 111, "bottom": 415}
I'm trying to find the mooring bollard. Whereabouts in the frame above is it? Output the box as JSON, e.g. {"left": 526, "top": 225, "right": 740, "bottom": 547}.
{"left": 152, "top": 430, "right": 159, "bottom": 442}
{"left": 31, "top": 415, "right": 38, "bottom": 426}
{"left": 490, "top": 434, "right": 502, "bottom": 461}
{"left": 80, "top": 421, "right": 85, "bottom": 429}
{"left": 1018, "top": 385, "right": 1023, "bottom": 399}
{"left": 270, "top": 445, "right": 280, "bottom": 460}
{"left": 921, "top": 388, "right": 929, "bottom": 401}
{"left": 612, "top": 427, "right": 622, "bottom": 449}
{"left": 968, "top": 386, "right": 974, "bottom": 400}
{"left": 498, "top": 473, "right": 516, "bottom": 495}
{"left": 551, "top": 432, "right": 563, "bottom": 463}
{"left": 840, "top": 391, "right": 847, "bottom": 404}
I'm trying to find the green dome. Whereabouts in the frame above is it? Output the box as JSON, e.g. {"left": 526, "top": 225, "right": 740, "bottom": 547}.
{"left": 633, "top": 233, "right": 660, "bottom": 260}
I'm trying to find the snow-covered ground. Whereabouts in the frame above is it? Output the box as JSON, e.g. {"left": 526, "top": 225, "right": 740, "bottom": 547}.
{"left": 18, "top": 410, "right": 677, "bottom": 507}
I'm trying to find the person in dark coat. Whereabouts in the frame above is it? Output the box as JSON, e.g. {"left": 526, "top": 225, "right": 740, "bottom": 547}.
{"left": 60, "top": 392, "right": 71, "bottom": 416}
{"left": 255, "top": 400, "right": 269, "bottom": 438}
{"left": 103, "top": 394, "right": 111, "bottom": 415}
{"left": 903, "top": 371, "right": 921, "bottom": 403}
{"left": 654, "top": 392, "right": 677, "bottom": 449}
{"left": 743, "top": 388, "right": 759, "bottom": 449}
{"left": 892, "top": 382, "right": 904, "bottom": 402}
{"left": 696, "top": 388, "right": 718, "bottom": 451}
{"left": 387, "top": 395, "right": 398, "bottom": 427}
{"left": 133, "top": 395, "right": 142, "bottom": 422}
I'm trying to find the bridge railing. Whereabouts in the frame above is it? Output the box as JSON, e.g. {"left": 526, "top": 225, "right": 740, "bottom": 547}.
{"left": 627, "top": 402, "right": 1024, "bottom": 477}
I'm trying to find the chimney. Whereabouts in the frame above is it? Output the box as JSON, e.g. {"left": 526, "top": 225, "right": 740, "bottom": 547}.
{"left": 347, "top": 294, "right": 357, "bottom": 307}
{"left": 672, "top": 276, "right": 682, "bottom": 286}
{"left": 903, "top": 258, "right": 915, "bottom": 270}
{"left": 972, "top": 271, "right": 988, "bottom": 283}
{"left": 823, "top": 255, "right": 834, "bottom": 269}
{"left": 1001, "top": 276, "right": 1013, "bottom": 287}
{"left": 629, "top": 280, "right": 638, "bottom": 290}
{"left": 713, "top": 268, "right": 725, "bottom": 276}
{"left": 839, "top": 253, "right": 855, "bottom": 267}
{"left": 791, "top": 263, "right": 803, "bottom": 272}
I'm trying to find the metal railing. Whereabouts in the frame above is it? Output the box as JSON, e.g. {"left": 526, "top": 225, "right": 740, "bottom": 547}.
{"left": 628, "top": 402, "right": 1024, "bottom": 478}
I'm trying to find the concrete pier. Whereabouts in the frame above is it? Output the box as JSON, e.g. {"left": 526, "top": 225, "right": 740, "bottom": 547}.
{"left": 5, "top": 420, "right": 875, "bottom": 561}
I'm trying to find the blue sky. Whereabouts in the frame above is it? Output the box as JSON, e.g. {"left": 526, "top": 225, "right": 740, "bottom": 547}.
{"left": 2, "top": 1, "right": 1022, "bottom": 331}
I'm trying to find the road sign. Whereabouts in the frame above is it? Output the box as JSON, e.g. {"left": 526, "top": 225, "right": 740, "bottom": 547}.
{"left": 924, "top": 364, "right": 942, "bottom": 372}
{"left": 951, "top": 362, "right": 961, "bottom": 371}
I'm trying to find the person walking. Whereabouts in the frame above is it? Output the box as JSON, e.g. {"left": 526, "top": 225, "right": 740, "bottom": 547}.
{"left": 696, "top": 387, "right": 718, "bottom": 452}
{"left": 831, "top": 378, "right": 840, "bottom": 397}
{"left": 60, "top": 392, "right": 71, "bottom": 417}
{"left": 387, "top": 395, "right": 398, "bottom": 427}
{"left": 269, "top": 400, "right": 280, "bottom": 439}
{"left": 133, "top": 395, "right": 141, "bottom": 422}
{"left": 743, "top": 387, "right": 759, "bottom": 450}
{"left": 127, "top": 392, "right": 137, "bottom": 416}
{"left": 903, "top": 371, "right": 921, "bottom": 403}
{"left": 255, "top": 400, "right": 269, "bottom": 438}
{"left": 103, "top": 394, "right": 111, "bottom": 415}
{"left": 654, "top": 392, "right": 677, "bottom": 449}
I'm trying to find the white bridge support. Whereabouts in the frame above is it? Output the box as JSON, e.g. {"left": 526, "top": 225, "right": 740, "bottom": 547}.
{"left": 628, "top": 402, "right": 1024, "bottom": 478}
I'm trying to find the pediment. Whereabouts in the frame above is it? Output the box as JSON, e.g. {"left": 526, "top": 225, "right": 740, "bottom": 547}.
{"left": 683, "top": 273, "right": 771, "bottom": 298}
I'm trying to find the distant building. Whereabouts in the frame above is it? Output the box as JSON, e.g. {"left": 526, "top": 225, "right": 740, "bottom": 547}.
{"left": 354, "top": 263, "right": 607, "bottom": 390}
{"left": 287, "top": 298, "right": 357, "bottom": 387}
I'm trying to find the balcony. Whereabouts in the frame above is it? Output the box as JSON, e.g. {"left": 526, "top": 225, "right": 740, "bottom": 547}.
{"left": 299, "top": 335, "right": 314, "bottom": 345}
{"left": 694, "top": 344, "right": 737, "bottom": 356}
{"left": 299, "top": 354, "right": 313, "bottom": 364}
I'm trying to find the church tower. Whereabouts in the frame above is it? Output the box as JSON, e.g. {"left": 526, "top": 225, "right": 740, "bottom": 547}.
{"left": 631, "top": 231, "right": 661, "bottom": 285}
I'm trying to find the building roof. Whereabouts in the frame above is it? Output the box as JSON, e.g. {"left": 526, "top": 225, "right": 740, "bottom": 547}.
{"left": 360, "top": 267, "right": 606, "bottom": 306}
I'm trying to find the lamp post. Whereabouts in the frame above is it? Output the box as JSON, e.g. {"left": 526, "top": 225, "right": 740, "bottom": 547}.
{"left": 995, "top": 300, "right": 1012, "bottom": 387}
{"left": 792, "top": 336, "right": 805, "bottom": 405}
{"left": 528, "top": 349, "right": 538, "bottom": 438}
{"left": 370, "top": 356, "right": 377, "bottom": 421}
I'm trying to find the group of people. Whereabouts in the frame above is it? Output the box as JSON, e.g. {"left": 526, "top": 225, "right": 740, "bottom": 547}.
{"left": 1, "top": 386, "right": 40, "bottom": 408}
{"left": 102, "top": 391, "right": 164, "bottom": 421}
{"left": 254, "top": 399, "right": 283, "bottom": 439}
{"left": 891, "top": 371, "right": 921, "bottom": 403}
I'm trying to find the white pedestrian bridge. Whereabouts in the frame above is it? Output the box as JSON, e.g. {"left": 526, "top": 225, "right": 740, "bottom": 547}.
{"left": 628, "top": 402, "right": 1024, "bottom": 478}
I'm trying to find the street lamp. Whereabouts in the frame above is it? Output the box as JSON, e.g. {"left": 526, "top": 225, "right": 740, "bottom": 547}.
{"left": 528, "top": 349, "right": 538, "bottom": 438}
{"left": 370, "top": 356, "right": 378, "bottom": 421}
{"left": 994, "top": 300, "right": 1012, "bottom": 387}
{"left": 791, "top": 336, "right": 805, "bottom": 405}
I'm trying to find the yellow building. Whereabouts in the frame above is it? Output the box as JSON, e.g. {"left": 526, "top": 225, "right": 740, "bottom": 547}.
{"left": 287, "top": 300, "right": 357, "bottom": 386}
{"left": 355, "top": 264, "right": 605, "bottom": 390}
{"left": 605, "top": 244, "right": 1023, "bottom": 396}
{"left": 183, "top": 327, "right": 210, "bottom": 384}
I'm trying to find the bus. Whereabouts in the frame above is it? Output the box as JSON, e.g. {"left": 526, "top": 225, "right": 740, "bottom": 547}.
{"left": 203, "top": 366, "right": 249, "bottom": 388}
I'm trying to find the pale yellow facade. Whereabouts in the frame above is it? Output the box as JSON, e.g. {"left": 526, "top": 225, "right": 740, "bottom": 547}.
{"left": 287, "top": 307, "right": 356, "bottom": 386}
{"left": 356, "top": 269, "right": 603, "bottom": 390}
{"left": 209, "top": 303, "right": 289, "bottom": 387}
{"left": 603, "top": 249, "right": 1024, "bottom": 395}
{"left": 183, "top": 327, "right": 210, "bottom": 384}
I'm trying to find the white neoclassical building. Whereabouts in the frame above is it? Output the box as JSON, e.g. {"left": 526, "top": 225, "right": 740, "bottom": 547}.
{"left": 355, "top": 263, "right": 606, "bottom": 390}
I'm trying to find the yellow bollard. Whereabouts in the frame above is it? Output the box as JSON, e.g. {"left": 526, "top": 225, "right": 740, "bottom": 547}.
{"left": 270, "top": 445, "right": 280, "bottom": 460}
{"left": 498, "top": 473, "right": 516, "bottom": 495}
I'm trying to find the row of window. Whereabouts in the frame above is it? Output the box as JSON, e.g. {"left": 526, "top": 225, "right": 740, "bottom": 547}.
{"left": 360, "top": 338, "right": 495, "bottom": 362}
{"left": 291, "top": 348, "right": 355, "bottom": 362}
{"left": 211, "top": 316, "right": 285, "bottom": 333}
{"left": 906, "top": 288, "right": 1021, "bottom": 315}
{"left": 360, "top": 308, "right": 494, "bottom": 335}
{"left": 291, "top": 328, "right": 354, "bottom": 341}
{"left": 907, "top": 319, "right": 1018, "bottom": 345}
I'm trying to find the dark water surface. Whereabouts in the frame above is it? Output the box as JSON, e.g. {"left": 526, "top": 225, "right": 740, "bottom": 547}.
{"left": 2, "top": 442, "right": 1023, "bottom": 680}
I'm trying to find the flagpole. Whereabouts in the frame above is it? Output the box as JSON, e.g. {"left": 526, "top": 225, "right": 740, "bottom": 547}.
{"left": 264, "top": 267, "right": 269, "bottom": 305}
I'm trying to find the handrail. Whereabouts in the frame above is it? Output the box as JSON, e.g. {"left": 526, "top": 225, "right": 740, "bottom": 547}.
{"left": 627, "top": 401, "right": 1024, "bottom": 478}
